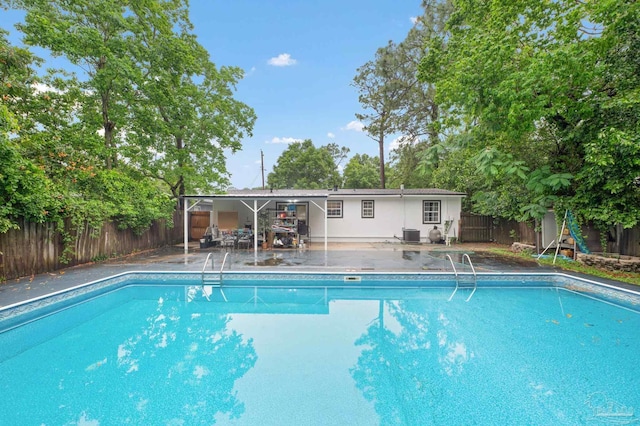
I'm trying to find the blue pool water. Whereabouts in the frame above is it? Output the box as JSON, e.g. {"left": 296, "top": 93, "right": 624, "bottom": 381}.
{"left": 1, "top": 274, "right": 639, "bottom": 425}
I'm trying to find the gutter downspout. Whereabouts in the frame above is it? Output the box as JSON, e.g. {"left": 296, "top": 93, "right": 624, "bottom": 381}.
{"left": 324, "top": 198, "right": 328, "bottom": 251}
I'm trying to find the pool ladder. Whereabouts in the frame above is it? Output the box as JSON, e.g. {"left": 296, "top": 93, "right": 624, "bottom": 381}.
{"left": 446, "top": 253, "right": 477, "bottom": 302}
{"left": 201, "top": 252, "right": 229, "bottom": 301}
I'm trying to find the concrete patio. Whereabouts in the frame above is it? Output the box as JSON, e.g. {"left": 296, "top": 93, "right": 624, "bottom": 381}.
{"left": 0, "top": 241, "right": 631, "bottom": 308}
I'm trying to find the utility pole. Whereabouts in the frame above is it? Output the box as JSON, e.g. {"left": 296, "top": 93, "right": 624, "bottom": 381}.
{"left": 261, "top": 149, "right": 265, "bottom": 190}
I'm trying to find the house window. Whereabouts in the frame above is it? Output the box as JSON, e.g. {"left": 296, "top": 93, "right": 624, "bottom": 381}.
{"left": 327, "top": 200, "right": 343, "bottom": 218}
{"left": 361, "top": 200, "right": 374, "bottom": 218}
{"left": 423, "top": 200, "right": 441, "bottom": 223}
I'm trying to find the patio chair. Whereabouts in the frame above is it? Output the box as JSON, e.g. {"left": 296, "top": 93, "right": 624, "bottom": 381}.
{"left": 237, "top": 234, "right": 253, "bottom": 249}
{"left": 221, "top": 234, "right": 236, "bottom": 251}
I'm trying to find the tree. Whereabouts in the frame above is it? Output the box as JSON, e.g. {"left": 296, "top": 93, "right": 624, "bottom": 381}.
{"left": 343, "top": 154, "right": 380, "bottom": 189}
{"left": 392, "top": 0, "right": 452, "bottom": 146}
{"left": 267, "top": 140, "right": 342, "bottom": 189}
{"left": 324, "top": 142, "right": 350, "bottom": 170}
{"left": 352, "top": 42, "right": 409, "bottom": 189}
{"left": 0, "top": 3, "right": 186, "bottom": 240}
{"left": 17, "top": 0, "right": 142, "bottom": 169}
{"left": 388, "top": 137, "right": 435, "bottom": 190}
{"left": 390, "top": 1, "right": 455, "bottom": 191}
{"left": 0, "top": 31, "right": 60, "bottom": 232}
{"left": 15, "top": 0, "right": 255, "bottom": 199}
{"left": 418, "top": 0, "right": 640, "bottom": 228}
{"left": 123, "top": 4, "right": 256, "bottom": 197}
{"left": 571, "top": 1, "right": 640, "bottom": 229}
{"left": 354, "top": 0, "right": 453, "bottom": 190}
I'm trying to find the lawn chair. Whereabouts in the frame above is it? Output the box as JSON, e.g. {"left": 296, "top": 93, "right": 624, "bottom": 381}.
{"left": 237, "top": 234, "right": 253, "bottom": 249}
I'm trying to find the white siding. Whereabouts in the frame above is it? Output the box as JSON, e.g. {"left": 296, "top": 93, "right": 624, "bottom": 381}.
{"left": 192, "top": 194, "right": 464, "bottom": 244}
{"left": 309, "top": 196, "right": 463, "bottom": 243}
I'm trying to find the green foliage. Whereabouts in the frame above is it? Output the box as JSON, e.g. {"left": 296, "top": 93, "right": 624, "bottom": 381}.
{"left": 126, "top": 18, "right": 256, "bottom": 196}
{"left": 352, "top": 42, "right": 407, "bottom": 188}
{"left": 0, "top": 2, "right": 251, "bottom": 263}
{"left": 15, "top": 0, "right": 255, "bottom": 194}
{"left": 343, "top": 154, "right": 380, "bottom": 189}
{"left": 356, "top": 1, "right": 453, "bottom": 190}
{"left": 17, "top": 0, "right": 137, "bottom": 168}
{"left": 0, "top": 31, "right": 58, "bottom": 232}
{"left": 324, "top": 142, "right": 351, "bottom": 170}
{"left": 0, "top": 140, "right": 60, "bottom": 232}
{"left": 387, "top": 139, "right": 432, "bottom": 189}
{"left": 69, "top": 168, "right": 175, "bottom": 234}
{"left": 417, "top": 0, "right": 640, "bottom": 228}
{"left": 267, "top": 140, "right": 343, "bottom": 189}
{"left": 573, "top": 128, "right": 640, "bottom": 229}
{"left": 106, "top": 172, "right": 175, "bottom": 234}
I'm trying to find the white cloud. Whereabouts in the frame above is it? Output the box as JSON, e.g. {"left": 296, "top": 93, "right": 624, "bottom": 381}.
{"left": 327, "top": 132, "right": 335, "bottom": 139}
{"left": 266, "top": 137, "right": 302, "bottom": 144}
{"left": 389, "top": 135, "right": 420, "bottom": 152}
{"left": 342, "top": 120, "right": 364, "bottom": 132}
{"left": 267, "top": 53, "right": 297, "bottom": 67}
{"left": 410, "top": 16, "right": 419, "bottom": 25}
{"left": 245, "top": 66, "right": 256, "bottom": 76}
{"left": 31, "top": 83, "right": 63, "bottom": 94}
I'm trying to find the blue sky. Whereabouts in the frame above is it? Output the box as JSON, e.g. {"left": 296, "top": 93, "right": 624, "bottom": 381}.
{"left": 3, "top": 1, "right": 423, "bottom": 189}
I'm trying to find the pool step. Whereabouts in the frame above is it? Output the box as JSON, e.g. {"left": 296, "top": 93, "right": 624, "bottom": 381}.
{"left": 201, "top": 252, "right": 230, "bottom": 287}
{"left": 202, "top": 274, "right": 221, "bottom": 284}
{"left": 457, "top": 273, "right": 476, "bottom": 287}
{"left": 447, "top": 254, "right": 478, "bottom": 302}
{"left": 201, "top": 283, "right": 228, "bottom": 302}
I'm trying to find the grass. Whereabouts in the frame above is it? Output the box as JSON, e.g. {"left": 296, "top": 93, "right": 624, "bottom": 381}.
{"left": 489, "top": 248, "right": 640, "bottom": 286}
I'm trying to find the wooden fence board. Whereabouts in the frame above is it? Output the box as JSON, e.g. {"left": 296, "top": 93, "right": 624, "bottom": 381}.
{"left": 461, "top": 213, "right": 638, "bottom": 256}
{"left": 0, "top": 210, "right": 183, "bottom": 281}
{"left": 459, "top": 213, "right": 493, "bottom": 242}
{"left": 492, "top": 218, "right": 537, "bottom": 245}
{"left": 2, "top": 209, "right": 637, "bottom": 282}
{"left": 623, "top": 226, "right": 639, "bottom": 257}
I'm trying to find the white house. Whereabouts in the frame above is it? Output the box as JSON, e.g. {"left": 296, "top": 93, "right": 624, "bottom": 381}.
{"left": 182, "top": 188, "right": 465, "bottom": 252}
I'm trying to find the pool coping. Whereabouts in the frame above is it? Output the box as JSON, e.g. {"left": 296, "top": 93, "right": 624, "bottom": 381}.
{"left": 2, "top": 270, "right": 639, "bottom": 327}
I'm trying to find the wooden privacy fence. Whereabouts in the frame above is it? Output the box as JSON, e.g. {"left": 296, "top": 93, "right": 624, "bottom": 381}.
{"left": 459, "top": 212, "right": 639, "bottom": 256}
{"left": 581, "top": 222, "right": 640, "bottom": 257}
{"left": 459, "top": 213, "right": 536, "bottom": 245}
{"left": 492, "top": 218, "right": 537, "bottom": 246}
{"left": 458, "top": 213, "right": 493, "bottom": 242}
{"left": 0, "top": 210, "right": 183, "bottom": 282}
{"left": 613, "top": 225, "right": 640, "bottom": 257}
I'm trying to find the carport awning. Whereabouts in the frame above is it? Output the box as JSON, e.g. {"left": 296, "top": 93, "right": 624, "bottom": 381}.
{"left": 180, "top": 190, "right": 330, "bottom": 254}
{"left": 183, "top": 188, "right": 331, "bottom": 200}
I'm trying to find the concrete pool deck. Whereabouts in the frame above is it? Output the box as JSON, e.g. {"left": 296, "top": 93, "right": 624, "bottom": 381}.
{"left": 0, "top": 241, "right": 636, "bottom": 308}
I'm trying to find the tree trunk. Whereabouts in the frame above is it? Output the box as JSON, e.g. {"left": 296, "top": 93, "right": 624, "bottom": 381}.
{"left": 428, "top": 102, "right": 439, "bottom": 145}
{"left": 102, "top": 96, "right": 115, "bottom": 169}
{"left": 98, "top": 56, "right": 115, "bottom": 169}
{"left": 177, "top": 136, "right": 185, "bottom": 197}
{"left": 378, "top": 132, "right": 386, "bottom": 189}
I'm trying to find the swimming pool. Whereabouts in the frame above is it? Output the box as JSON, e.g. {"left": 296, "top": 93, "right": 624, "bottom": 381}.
{"left": 1, "top": 272, "right": 639, "bottom": 425}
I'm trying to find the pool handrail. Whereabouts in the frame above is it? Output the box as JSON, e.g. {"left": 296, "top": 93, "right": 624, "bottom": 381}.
{"left": 220, "top": 252, "right": 230, "bottom": 281}
{"left": 447, "top": 254, "right": 478, "bottom": 302}
{"left": 201, "top": 252, "right": 215, "bottom": 283}
{"left": 446, "top": 254, "right": 459, "bottom": 301}
{"left": 218, "top": 252, "right": 230, "bottom": 301}
{"left": 201, "top": 252, "right": 229, "bottom": 301}
{"left": 201, "top": 252, "right": 229, "bottom": 285}
{"left": 462, "top": 253, "right": 478, "bottom": 301}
